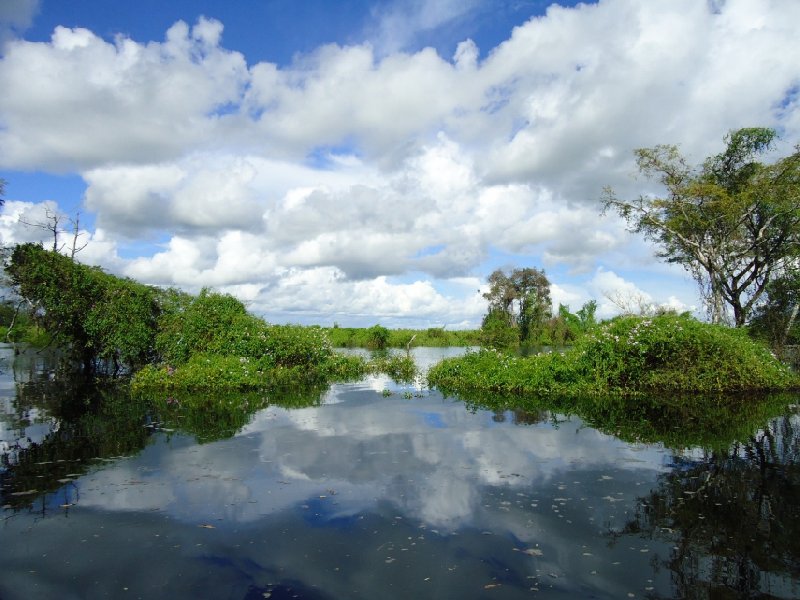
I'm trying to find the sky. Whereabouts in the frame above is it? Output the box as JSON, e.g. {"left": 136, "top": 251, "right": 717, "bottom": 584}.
{"left": 0, "top": 0, "right": 799, "bottom": 329}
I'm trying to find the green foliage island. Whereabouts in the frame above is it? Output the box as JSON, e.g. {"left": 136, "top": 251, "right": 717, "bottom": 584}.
{"left": 428, "top": 313, "right": 798, "bottom": 397}
{"left": 3, "top": 242, "right": 414, "bottom": 393}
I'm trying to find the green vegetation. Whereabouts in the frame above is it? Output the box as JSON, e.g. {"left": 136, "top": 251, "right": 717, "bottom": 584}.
{"left": 367, "top": 352, "right": 417, "bottom": 384}
{"left": 748, "top": 269, "right": 800, "bottom": 350}
{"left": 324, "top": 324, "right": 480, "bottom": 348}
{"left": 429, "top": 313, "right": 798, "bottom": 397}
{"left": 477, "top": 265, "right": 597, "bottom": 351}
{"left": 3, "top": 243, "right": 410, "bottom": 391}
{"left": 604, "top": 127, "right": 800, "bottom": 327}
{"left": 6, "top": 243, "right": 160, "bottom": 371}
{"left": 0, "top": 299, "right": 53, "bottom": 345}
{"left": 481, "top": 267, "right": 552, "bottom": 348}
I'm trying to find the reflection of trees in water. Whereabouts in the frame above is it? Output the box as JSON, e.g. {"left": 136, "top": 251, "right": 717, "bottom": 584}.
{"left": 2, "top": 377, "right": 330, "bottom": 511}
{"left": 512, "top": 408, "right": 549, "bottom": 425}
{"left": 1, "top": 381, "right": 154, "bottom": 511}
{"left": 623, "top": 414, "right": 800, "bottom": 598}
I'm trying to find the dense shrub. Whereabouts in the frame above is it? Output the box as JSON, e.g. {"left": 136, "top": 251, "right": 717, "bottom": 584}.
{"left": 365, "top": 324, "right": 390, "bottom": 350}
{"left": 7, "top": 242, "right": 159, "bottom": 371}
{"left": 153, "top": 289, "right": 335, "bottom": 369}
{"left": 428, "top": 314, "right": 797, "bottom": 397}
{"left": 571, "top": 314, "right": 795, "bottom": 393}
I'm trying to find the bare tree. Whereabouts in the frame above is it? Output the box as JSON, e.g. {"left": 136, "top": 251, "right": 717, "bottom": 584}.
{"left": 19, "top": 208, "right": 88, "bottom": 259}
{"left": 19, "top": 207, "right": 65, "bottom": 253}
{"left": 68, "top": 213, "right": 88, "bottom": 259}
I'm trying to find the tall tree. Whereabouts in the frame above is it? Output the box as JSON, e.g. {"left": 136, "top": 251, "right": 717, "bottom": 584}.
{"left": 603, "top": 128, "right": 800, "bottom": 326}
{"left": 482, "top": 267, "right": 552, "bottom": 343}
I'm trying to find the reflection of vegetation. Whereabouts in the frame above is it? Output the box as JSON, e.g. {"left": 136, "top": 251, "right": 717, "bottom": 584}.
{"left": 1, "top": 382, "right": 154, "bottom": 510}
{"left": 452, "top": 384, "right": 796, "bottom": 451}
{"left": 429, "top": 314, "right": 798, "bottom": 397}
{"left": 620, "top": 412, "right": 800, "bottom": 598}
{"left": 1, "top": 376, "right": 338, "bottom": 510}
{"left": 573, "top": 392, "right": 797, "bottom": 449}
{"left": 145, "top": 385, "right": 328, "bottom": 444}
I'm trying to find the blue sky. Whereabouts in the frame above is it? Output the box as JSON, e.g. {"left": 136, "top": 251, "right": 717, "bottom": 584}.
{"left": 1, "top": 0, "right": 799, "bottom": 328}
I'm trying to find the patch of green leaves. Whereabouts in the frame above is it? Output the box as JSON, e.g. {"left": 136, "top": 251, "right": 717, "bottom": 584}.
{"left": 428, "top": 314, "right": 798, "bottom": 398}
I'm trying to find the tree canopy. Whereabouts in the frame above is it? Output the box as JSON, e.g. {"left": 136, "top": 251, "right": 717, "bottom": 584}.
{"left": 6, "top": 242, "right": 161, "bottom": 371}
{"left": 482, "top": 267, "right": 552, "bottom": 345}
{"left": 603, "top": 127, "right": 800, "bottom": 327}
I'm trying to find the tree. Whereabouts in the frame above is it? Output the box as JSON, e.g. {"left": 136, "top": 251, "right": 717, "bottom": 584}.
{"left": 19, "top": 208, "right": 87, "bottom": 258}
{"left": 6, "top": 242, "right": 161, "bottom": 372}
{"left": 748, "top": 267, "right": 800, "bottom": 349}
{"left": 0, "top": 177, "right": 6, "bottom": 206}
{"left": 603, "top": 128, "right": 800, "bottom": 327}
{"left": 482, "top": 267, "right": 552, "bottom": 344}
{"left": 480, "top": 307, "right": 518, "bottom": 350}
{"left": 365, "top": 324, "right": 390, "bottom": 350}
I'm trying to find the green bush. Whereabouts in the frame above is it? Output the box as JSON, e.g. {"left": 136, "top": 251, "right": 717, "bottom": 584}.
{"left": 480, "top": 308, "right": 519, "bottom": 351}
{"left": 571, "top": 314, "right": 795, "bottom": 393}
{"left": 368, "top": 353, "right": 418, "bottom": 384}
{"left": 365, "top": 324, "right": 390, "bottom": 350}
{"left": 155, "top": 289, "right": 252, "bottom": 364}
{"left": 7, "top": 243, "right": 160, "bottom": 371}
{"left": 323, "top": 325, "right": 480, "bottom": 348}
{"left": 428, "top": 314, "right": 798, "bottom": 397}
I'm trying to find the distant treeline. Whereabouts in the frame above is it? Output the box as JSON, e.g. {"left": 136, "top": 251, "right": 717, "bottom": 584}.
{"left": 323, "top": 324, "right": 481, "bottom": 349}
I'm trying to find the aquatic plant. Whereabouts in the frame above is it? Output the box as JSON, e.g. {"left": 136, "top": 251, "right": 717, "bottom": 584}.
{"left": 367, "top": 353, "right": 418, "bottom": 384}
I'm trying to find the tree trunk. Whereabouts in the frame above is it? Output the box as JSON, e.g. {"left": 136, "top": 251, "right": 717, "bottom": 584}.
{"left": 782, "top": 301, "right": 799, "bottom": 346}
{"left": 710, "top": 278, "right": 727, "bottom": 325}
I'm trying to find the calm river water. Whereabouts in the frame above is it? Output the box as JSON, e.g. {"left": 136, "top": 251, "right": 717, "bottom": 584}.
{"left": 1, "top": 344, "right": 799, "bottom": 599}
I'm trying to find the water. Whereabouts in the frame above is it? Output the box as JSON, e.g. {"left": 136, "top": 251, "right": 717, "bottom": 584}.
{"left": 1, "top": 344, "right": 799, "bottom": 599}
